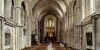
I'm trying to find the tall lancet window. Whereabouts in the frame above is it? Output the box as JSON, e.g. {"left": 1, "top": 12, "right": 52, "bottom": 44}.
{"left": 49, "top": 19, "right": 52, "bottom": 27}
{"left": 46, "top": 17, "right": 56, "bottom": 28}
{"left": 52, "top": 20, "right": 55, "bottom": 27}
{"left": 47, "top": 18, "right": 54, "bottom": 27}
{"left": 46, "top": 21, "right": 48, "bottom": 27}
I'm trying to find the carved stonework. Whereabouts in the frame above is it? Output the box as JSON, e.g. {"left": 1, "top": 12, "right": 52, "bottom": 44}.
{"left": 5, "top": 17, "right": 17, "bottom": 26}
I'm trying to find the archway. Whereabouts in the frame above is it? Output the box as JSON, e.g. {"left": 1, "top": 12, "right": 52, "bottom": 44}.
{"left": 31, "top": 0, "right": 68, "bottom": 44}
{"left": 84, "top": 25, "right": 94, "bottom": 50}
{"left": 5, "top": 28, "right": 11, "bottom": 50}
{"left": 39, "top": 14, "right": 61, "bottom": 43}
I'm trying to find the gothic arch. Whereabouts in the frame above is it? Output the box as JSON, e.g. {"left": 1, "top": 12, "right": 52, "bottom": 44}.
{"left": 21, "top": 1, "right": 26, "bottom": 11}
{"left": 21, "top": 1, "right": 26, "bottom": 26}
{"left": 5, "top": 28, "right": 10, "bottom": 33}
{"left": 32, "top": 0, "right": 68, "bottom": 23}
{"left": 84, "top": 25, "right": 93, "bottom": 33}
{"left": 83, "top": 25, "right": 94, "bottom": 50}
{"left": 38, "top": 8, "right": 62, "bottom": 22}
{"left": 32, "top": 0, "right": 64, "bottom": 14}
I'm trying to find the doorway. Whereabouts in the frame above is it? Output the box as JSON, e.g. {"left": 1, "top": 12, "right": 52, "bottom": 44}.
{"left": 31, "top": 34, "right": 36, "bottom": 45}
{"left": 86, "top": 32, "right": 93, "bottom": 50}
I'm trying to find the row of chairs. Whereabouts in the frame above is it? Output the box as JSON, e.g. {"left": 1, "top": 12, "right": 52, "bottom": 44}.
{"left": 21, "top": 43, "right": 74, "bottom": 50}
{"left": 21, "top": 47, "right": 74, "bottom": 50}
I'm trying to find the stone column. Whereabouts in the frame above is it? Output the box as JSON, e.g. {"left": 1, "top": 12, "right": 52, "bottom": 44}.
{"left": 38, "top": 21, "right": 40, "bottom": 43}
{"left": 0, "top": 1, "right": 4, "bottom": 50}
{"left": 26, "top": 16, "right": 31, "bottom": 47}
{"left": 1, "top": 17, "right": 5, "bottom": 50}
{"left": 56, "top": 18, "right": 59, "bottom": 42}
{"left": 15, "top": 27, "right": 18, "bottom": 50}
{"left": 15, "top": 1, "right": 22, "bottom": 50}
{"left": 91, "top": 14, "right": 99, "bottom": 50}
{"left": 0, "top": 17, "right": 4, "bottom": 50}
{"left": 0, "top": 19, "right": 1, "bottom": 50}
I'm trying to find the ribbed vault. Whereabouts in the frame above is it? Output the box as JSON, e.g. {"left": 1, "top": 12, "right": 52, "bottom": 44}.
{"left": 32, "top": 0, "right": 68, "bottom": 21}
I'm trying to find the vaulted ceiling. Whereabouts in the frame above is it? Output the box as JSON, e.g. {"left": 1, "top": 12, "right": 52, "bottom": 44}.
{"left": 31, "top": 0, "right": 72, "bottom": 21}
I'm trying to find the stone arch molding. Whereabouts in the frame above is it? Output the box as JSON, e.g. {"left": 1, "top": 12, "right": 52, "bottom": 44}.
{"left": 84, "top": 25, "right": 93, "bottom": 33}
{"left": 5, "top": 28, "right": 11, "bottom": 33}
{"left": 84, "top": 25, "right": 94, "bottom": 40}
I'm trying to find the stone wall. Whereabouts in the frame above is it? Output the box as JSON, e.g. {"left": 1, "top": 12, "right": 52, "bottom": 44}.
{"left": 95, "top": 0, "right": 100, "bottom": 14}
{"left": 0, "top": 0, "right": 2, "bottom": 16}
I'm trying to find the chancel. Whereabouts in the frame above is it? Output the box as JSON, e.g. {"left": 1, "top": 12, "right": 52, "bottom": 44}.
{"left": 0, "top": 0, "right": 100, "bottom": 50}
{"left": 43, "top": 15, "right": 57, "bottom": 42}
